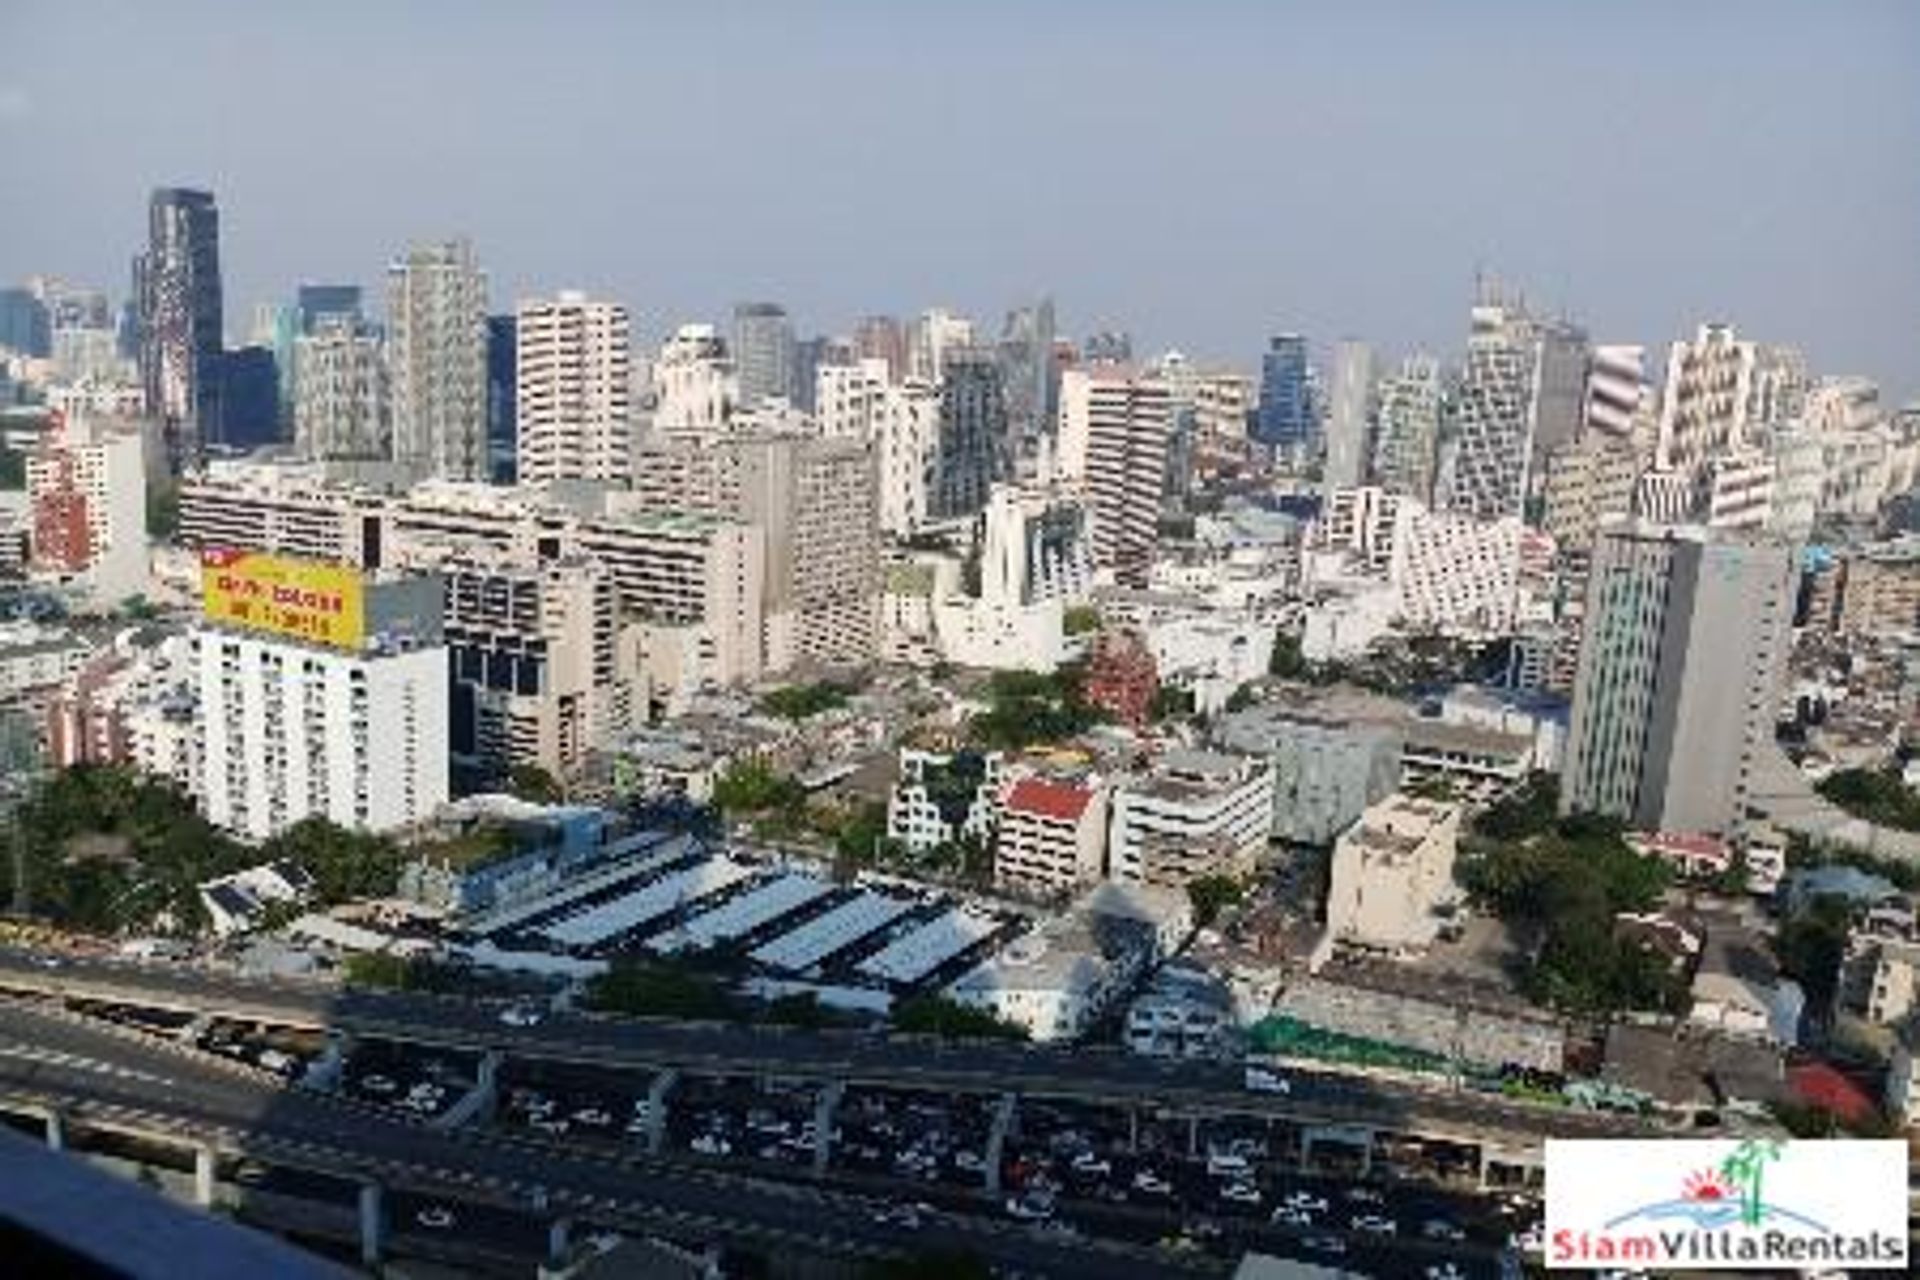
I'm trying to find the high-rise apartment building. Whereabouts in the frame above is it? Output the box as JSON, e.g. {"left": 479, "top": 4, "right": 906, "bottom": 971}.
{"left": 486, "top": 315, "right": 517, "bottom": 482}
{"left": 1561, "top": 522, "right": 1793, "bottom": 836}
{"left": 1081, "top": 370, "right": 1171, "bottom": 589}
{"left": 25, "top": 411, "right": 149, "bottom": 606}
{"left": 1655, "top": 323, "right": 1758, "bottom": 474}
{"left": 650, "top": 324, "right": 736, "bottom": 433}
{"left": 294, "top": 318, "right": 388, "bottom": 462}
{"left": 1323, "top": 339, "right": 1375, "bottom": 493}
{"left": 1583, "top": 344, "right": 1648, "bottom": 441}
{"left": 1541, "top": 433, "right": 1645, "bottom": 559}
{"left": 929, "top": 348, "right": 1007, "bottom": 521}
{"left": 514, "top": 292, "right": 631, "bottom": 485}
{"left": 387, "top": 238, "right": 489, "bottom": 482}
{"left": 732, "top": 302, "right": 794, "bottom": 407}
{"left": 192, "top": 563, "right": 449, "bottom": 841}
{"left": 1371, "top": 354, "right": 1442, "bottom": 501}
{"left": 135, "top": 187, "right": 223, "bottom": 468}
{"left": 997, "top": 298, "right": 1057, "bottom": 445}
{"left": 1253, "top": 334, "right": 1312, "bottom": 449}
{"left": 0, "top": 287, "right": 51, "bottom": 357}
{"left": 630, "top": 433, "right": 879, "bottom": 666}
{"left": 910, "top": 308, "right": 975, "bottom": 383}
{"left": 816, "top": 360, "right": 940, "bottom": 536}
{"left": 853, "top": 315, "right": 907, "bottom": 381}
{"left": 295, "top": 284, "right": 363, "bottom": 334}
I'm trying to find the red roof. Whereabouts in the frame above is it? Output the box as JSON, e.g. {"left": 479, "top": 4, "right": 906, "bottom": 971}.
{"left": 1005, "top": 777, "right": 1093, "bottom": 823}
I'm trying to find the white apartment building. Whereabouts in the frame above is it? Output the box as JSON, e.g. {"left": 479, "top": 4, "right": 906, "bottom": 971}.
{"left": 888, "top": 748, "right": 1003, "bottom": 854}
{"left": 1322, "top": 339, "right": 1375, "bottom": 493}
{"left": 1583, "top": 344, "right": 1649, "bottom": 440}
{"left": 193, "top": 574, "right": 450, "bottom": 842}
{"left": 817, "top": 359, "right": 942, "bottom": 538}
{"left": 1702, "top": 450, "right": 1776, "bottom": 531}
{"left": 24, "top": 411, "right": 148, "bottom": 606}
{"left": 1449, "top": 304, "right": 1544, "bottom": 521}
{"left": 1320, "top": 486, "right": 1405, "bottom": 573}
{"left": 1325, "top": 793, "right": 1462, "bottom": 956}
{"left": 1541, "top": 434, "right": 1644, "bottom": 557}
{"left": 515, "top": 291, "right": 631, "bottom": 485}
{"left": 1108, "top": 750, "right": 1274, "bottom": 889}
{"left": 978, "top": 485, "right": 1093, "bottom": 608}
{"left": 1387, "top": 504, "right": 1522, "bottom": 634}
{"left": 387, "top": 238, "right": 489, "bottom": 482}
{"left": 1656, "top": 323, "right": 1758, "bottom": 474}
{"left": 1371, "top": 353, "right": 1442, "bottom": 502}
{"left": 651, "top": 324, "right": 736, "bottom": 433}
{"left": 1081, "top": 370, "right": 1170, "bottom": 589}
{"left": 909, "top": 307, "right": 974, "bottom": 383}
{"left": 994, "top": 775, "right": 1108, "bottom": 896}
{"left": 294, "top": 317, "right": 387, "bottom": 461}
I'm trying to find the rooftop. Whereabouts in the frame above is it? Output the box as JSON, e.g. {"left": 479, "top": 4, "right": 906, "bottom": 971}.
{"left": 1004, "top": 776, "right": 1094, "bottom": 823}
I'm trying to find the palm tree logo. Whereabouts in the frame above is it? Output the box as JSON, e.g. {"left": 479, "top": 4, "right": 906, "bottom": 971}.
{"left": 1718, "top": 1139, "right": 1782, "bottom": 1228}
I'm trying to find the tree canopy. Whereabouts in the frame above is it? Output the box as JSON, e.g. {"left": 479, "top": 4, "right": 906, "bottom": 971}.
{"left": 969, "top": 667, "right": 1104, "bottom": 750}
{"left": 1816, "top": 767, "right": 1920, "bottom": 832}
{"left": 892, "top": 994, "right": 1028, "bottom": 1041}
{"left": 758, "top": 681, "right": 853, "bottom": 721}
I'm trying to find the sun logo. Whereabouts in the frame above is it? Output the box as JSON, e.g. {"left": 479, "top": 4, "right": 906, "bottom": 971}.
{"left": 1682, "top": 1168, "right": 1735, "bottom": 1202}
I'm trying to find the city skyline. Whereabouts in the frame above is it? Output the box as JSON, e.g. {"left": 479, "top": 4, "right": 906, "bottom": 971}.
{"left": 1, "top": 0, "right": 1915, "bottom": 398}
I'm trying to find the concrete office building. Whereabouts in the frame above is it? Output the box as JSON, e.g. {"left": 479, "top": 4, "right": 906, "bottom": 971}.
{"left": 515, "top": 292, "right": 631, "bottom": 485}
{"left": 1081, "top": 370, "right": 1171, "bottom": 588}
{"left": 817, "top": 360, "right": 939, "bottom": 537}
{"left": 853, "top": 315, "right": 907, "bottom": 381}
{"left": 1326, "top": 793, "right": 1462, "bottom": 955}
{"left": 732, "top": 302, "right": 794, "bottom": 408}
{"left": 439, "top": 552, "right": 618, "bottom": 787}
{"left": 910, "top": 307, "right": 975, "bottom": 383}
{"left": 1370, "top": 353, "right": 1442, "bottom": 502}
{"left": 1108, "top": 750, "right": 1274, "bottom": 889}
{"left": 650, "top": 323, "right": 736, "bottom": 435}
{"left": 1541, "top": 434, "right": 1645, "bottom": 559}
{"left": 1213, "top": 693, "right": 1404, "bottom": 847}
{"left": 134, "top": 187, "right": 223, "bottom": 468}
{"left": 1656, "top": 324, "right": 1759, "bottom": 475}
{"left": 192, "top": 570, "right": 449, "bottom": 842}
{"left": 1322, "top": 339, "right": 1375, "bottom": 493}
{"left": 1253, "top": 333, "right": 1312, "bottom": 449}
{"left": 387, "top": 238, "right": 489, "bottom": 481}
{"left": 1561, "top": 522, "right": 1794, "bottom": 837}
{"left": 293, "top": 317, "right": 388, "bottom": 461}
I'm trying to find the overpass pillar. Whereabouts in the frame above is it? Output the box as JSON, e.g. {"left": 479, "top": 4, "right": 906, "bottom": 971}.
{"left": 1186, "top": 1114, "right": 1199, "bottom": 1159}
{"left": 983, "top": 1092, "right": 1017, "bottom": 1197}
{"left": 811, "top": 1081, "right": 845, "bottom": 1177}
{"left": 193, "top": 1145, "right": 216, "bottom": 1208}
{"left": 357, "top": 1181, "right": 385, "bottom": 1268}
{"left": 645, "top": 1069, "right": 678, "bottom": 1156}
{"left": 547, "top": 1215, "right": 573, "bottom": 1267}
{"left": 435, "top": 1050, "right": 501, "bottom": 1130}
{"left": 43, "top": 1108, "right": 64, "bottom": 1152}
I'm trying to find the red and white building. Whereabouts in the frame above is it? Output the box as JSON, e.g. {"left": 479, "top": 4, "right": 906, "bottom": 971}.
{"left": 994, "top": 775, "right": 1109, "bottom": 896}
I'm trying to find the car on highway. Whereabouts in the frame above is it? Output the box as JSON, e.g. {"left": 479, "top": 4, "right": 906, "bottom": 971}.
{"left": 1132, "top": 1169, "right": 1172, "bottom": 1196}
{"left": 1205, "top": 1152, "right": 1252, "bottom": 1179}
{"left": 871, "top": 1203, "right": 923, "bottom": 1228}
{"left": 1243, "top": 1065, "right": 1290, "bottom": 1094}
{"left": 1350, "top": 1213, "right": 1397, "bottom": 1235}
{"left": 1270, "top": 1205, "right": 1314, "bottom": 1227}
{"left": 954, "top": 1148, "right": 986, "bottom": 1173}
{"left": 416, "top": 1206, "right": 456, "bottom": 1230}
{"left": 1345, "top": 1186, "right": 1386, "bottom": 1205}
{"left": 1004, "top": 1194, "right": 1054, "bottom": 1221}
{"left": 572, "top": 1108, "right": 613, "bottom": 1128}
{"left": 498, "top": 1003, "right": 543, "bottom": 1028}
{"left": 690, "top": 1134, "right": 732, "bottom": 1157}
{"left": 1284, "top": 1190, "right": 1329, "bottom": 1214}
{"left": 1421, "top": 1218, "right": 1466, "bottom": 1242}
{"left": 358, "top": 1074, "right": 398, "bottom": 1096}
{"left": 1302, "top": 1235, "right": 1347, "bottom": 1255}
{"left": 1219, "top": 1180, "right": 1262, "bottom": 1206}
{"left": 1425, "top": 1265, "right": 1466, "bottom": 1280}
{"left": 1069, "top": 1152, "right": 1111, "bottom": 1176}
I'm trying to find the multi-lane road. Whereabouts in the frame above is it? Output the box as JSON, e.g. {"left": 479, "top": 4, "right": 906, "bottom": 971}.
{"left": 0, "top": 948, "right": 1649, "bottom": 1152}
{"left": 0, "top": 998, "right": 1230, "bottom": 1279}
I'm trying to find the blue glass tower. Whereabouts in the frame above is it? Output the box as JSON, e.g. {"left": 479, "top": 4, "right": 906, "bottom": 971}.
{"left": 1255, "top": 333, "right": 1312, "bottom": 448}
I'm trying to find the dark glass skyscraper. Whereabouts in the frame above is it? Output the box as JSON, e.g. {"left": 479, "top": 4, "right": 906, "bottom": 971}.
{"left": 486, "top": 314, "right": 517, "bottom": 483}
{"left": 135, "top": 188, "right": 223, "bottom": 469}
{"left": 295, "top": 284, "right": 364, "bottom": 334}
{"left": 0, "top": 288, "right": 51, "bottom": 358}
{"left": 1254, "top": 333, "right": 1312, "bottom": 448}
{"left": 930, "top": 348, "right": 1008, "bottom": 520}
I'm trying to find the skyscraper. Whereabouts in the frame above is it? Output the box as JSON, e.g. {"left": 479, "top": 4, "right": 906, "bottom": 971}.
{"left": 386, "top": 238, "right": 488, "bottom": 482}
{"left": 1448, "top": 302, "right": 1543, "bottom": 521}
{"left": 294, "top": 316, "right": 388, "bottom": 462}
{"left": 1370, "top": 354, "right": 1442, "bottom": 502}
{"left": 486, "top": 315, "right": 516, "bottom": 482}
{"left": 930, "top": 348, "right": 1008, "bottom": 521}
{"left": 1082, "top": 370, "right": 1172, "bottom": 589}
{"left": 1561, "top": 522, "right": 1793, "bottom": 836}
{"left": 1253, "top": 333, "right": 1312, "bottom": 449}
{"left": 997, "top": 298, "right": 1057, "bottom": 446}
{"left": 0, "top": 287, "right": 51, "bottom": 357}
{"left": 295, "top": 284, "right": 364, "bottom": 334}
{"left": 514, "top": 292, "right": 631, "bottom": 486}
{"left": 135, "top": 187, "right": 223, "bottom": 469}
{"left": 1655, "top": 323, "right": 1759, "bottom": 474}
{"left": 853, "top": 315, "right": 907, "bottom": 381}
{"left": 732, "top": 302, "right": 794, "bottom": 407}
{"left": 1322, "top": 339, "right": 1375, "bottom": 492}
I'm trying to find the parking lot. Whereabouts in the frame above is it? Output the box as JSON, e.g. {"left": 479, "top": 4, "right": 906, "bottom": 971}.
{"left": 664, "top": 1072, "right": 823, "bottom": 1169}
{"left": 494, "top": 1059, "right": 662, "bottom": 1145}
{"left": 830, "top": 1085, "right": 998, "bottom": 1190}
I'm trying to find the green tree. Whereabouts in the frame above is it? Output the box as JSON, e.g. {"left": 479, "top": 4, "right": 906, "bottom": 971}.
{"left": 711, "top": 761, "right": 807, "bottom": 815}
{"left": 507, "top": 763, "right": 564, "bottom": 804}
{"left": 1777, "top": 895, "right": 1852, "bottom": 1010}
{"left": 758, "top": 682, "right": 852, "bottom": 721}
{"left": 764, "top": 992, "right": 829, "bottom": 1029}
{"left": 1150, "top": 685, "right": 1195, "bottom": 723}
{"left": 1063, "top": 605, "right": 1102, "bottom": 636}
{"left": 892, "top": 994, "right": 1028, "bottom": 1041}
{"left": 1816, "top": 767, "right": 1920, "bottom": 832}
{"left": 1224, "top": 683, "right": 1258, "bottom": 713}
{"left": 1268, "top": 630, "right": 1308, "bottom": 679}
{"left": 145, "top": 483, "right": 179, "bottom": 539}
{"left": 1187, "top": 874, "right": 1244, "bottom": 928}
{"left": 586, "top": 957, "right": 739, "bottom": 1021}
{"left": 342, "top": 951, "right": 414, "bottom": 990}
{"left": 865, "top": 1251, "right": 992, "bottom": 1280}
{"left": 259, "top": 817, "right": 406, "bottom": 905}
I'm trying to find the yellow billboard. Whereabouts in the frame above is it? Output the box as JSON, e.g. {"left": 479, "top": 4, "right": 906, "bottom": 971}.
{"left": 201, "top": 548, "right": 365, "bottom": 650}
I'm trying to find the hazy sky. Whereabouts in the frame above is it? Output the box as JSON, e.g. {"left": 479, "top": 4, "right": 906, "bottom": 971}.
{"left": 3, "top": 1, "right": 1915, "bottom": 399}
